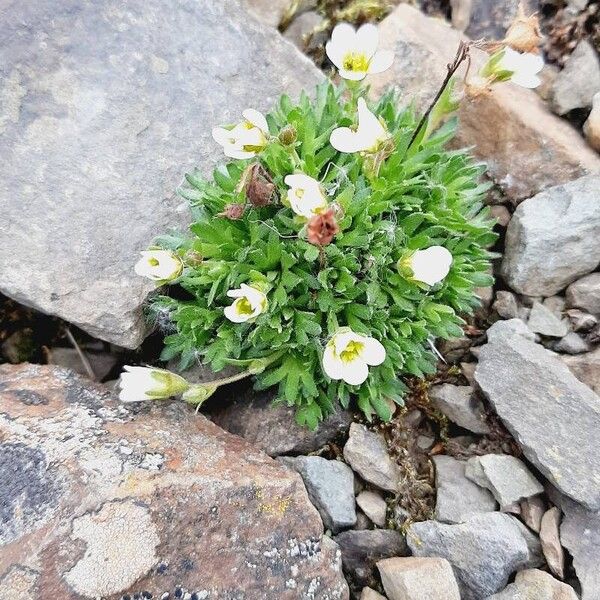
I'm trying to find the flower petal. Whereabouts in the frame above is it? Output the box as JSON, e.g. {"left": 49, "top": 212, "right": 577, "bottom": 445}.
{"left": 224, "top": 301, "right": 249, "bottom": 323}
{"left": 338, "top": 67, "right": 368, "bottom": 81}
{"left": 355, "top": 23, "right": 379, "bottom": 58}
{"left": 323, "top": 344, "right": 345, "bottom": 380}
{"left": 368, "top": 49, "right": 394, "bottom": 74}
{"left": 360, "top": 336, "right": 386, "bottom": 366}
{"left": 242, "top": 108, "right": 268, "bottom": 133}
{"left": 342, "top": 359, "right": 369, "bottom": 386}
{"left": 411, "top": 246, "right": 453, "bottom": 286}
{"left": 330, "top": 22, "right": 357, "bottom": 51}
{"left": 330, "top": 126, "right": 362, "bottom": 153}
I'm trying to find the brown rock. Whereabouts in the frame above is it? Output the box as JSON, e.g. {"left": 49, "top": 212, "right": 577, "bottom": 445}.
{"left": 584, "top": 92, "right": 600, "bottom": 152}
{"left": 370, "top": 5, "right": 600, "bottom": 203}
{"left": 377, "top": 557, "right": 461, "bottom": 600}
{"left": 540, "top": 507, "right": 565, "bottom": 579}
{"left": 520, "top": 495, "right": 546, "bottom": 533}
{"left": 561, "top": 346, "right": 600, "bottom": 394}
{"left": 361, "top": 587, "right": 387, "bottom": 600}
{"left": 0, "top": 364, "right": 348, "bottom": 599}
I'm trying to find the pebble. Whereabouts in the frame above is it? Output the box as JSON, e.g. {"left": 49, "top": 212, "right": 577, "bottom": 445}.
{"left": 356, "top": 491, "right": 387, "bottom": 528}
{"left": 540, "top": 507, "right": 564, "bottom": 579}
{"left": 528, "top": 302, "right": 569, "bottom": 338}
{"left": 429, "top": 384, "right": 490, "bottom": 434}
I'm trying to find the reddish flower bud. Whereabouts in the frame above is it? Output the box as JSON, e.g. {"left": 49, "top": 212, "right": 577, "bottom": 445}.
{"left": 307, "top": 208, "right": 340, "bottom": 247}
{"left": 220, "top": 203, "right": 246, "bottom": 220}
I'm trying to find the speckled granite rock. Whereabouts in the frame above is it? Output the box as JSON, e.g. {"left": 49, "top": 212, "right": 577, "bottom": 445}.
{"left": 0, "top": 364, "right": 348, "bottom": 599}
{"left": 0, "top": 0, "right": 321, "bottom": 348}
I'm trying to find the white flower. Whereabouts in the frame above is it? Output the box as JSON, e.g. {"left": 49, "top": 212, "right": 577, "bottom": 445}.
{"left": 224, "top": 283, "right": 268, "bottom": 323}
{"left": 408, "top": 246, "right": 453, "bottom": 286}
{"left": 330, "top": 98, "right": 389, "bottom": 153}
{"left": 118, "top": 366, "right": 189, "bottom": 403}
{"left": 326, "top": 23, "right": 394, "bottom": 81}
{"left": 134, "top": 250, "right": 183, "bottom": 282}
{"left": 498, "top": 48, "right": 543, "bottom": 89}
{"left": 212, "top": 109, "right": 269, "bottom": 159}
{"left": 322, "top": 328, "right": 386, "bottom": 386}
{"left": 284, "top": 173, "right": 328, "bottom": 219}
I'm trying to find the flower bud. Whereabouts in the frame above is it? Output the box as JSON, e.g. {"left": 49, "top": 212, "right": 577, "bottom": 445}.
{"left": 118, "top": 366, "right": 190, "bottom": 403}
{"left": 182, "top": 383, "right": 217, "bottom": 405}
{"left": 307, "top": 208, "right": 340, "bottom": 247}
{"left": 134, "top": 250, "right": 183, "bottom": 282}
{"left": 278, "top": 125, "right": 297, "bottom": 146}
{"left": 220, "top": 203, "right": 246, "bottom": 219}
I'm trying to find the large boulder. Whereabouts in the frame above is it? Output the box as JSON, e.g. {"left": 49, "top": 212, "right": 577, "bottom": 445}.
{"left": 501, "top": 175, "right": 600, "bottom": 296}
{"left": 0, "top": 0, "right": 322, "bottom": 348}
{"left": 0, "top": 363, "right": 348, "bottom": 599}
{"left": 369, "top": 5, "right": 600, "bottom": 203}
{"left": 475, "top": 320, "right": 600, "bottom": 510}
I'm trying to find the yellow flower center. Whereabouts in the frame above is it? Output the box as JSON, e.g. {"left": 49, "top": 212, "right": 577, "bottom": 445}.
{"left": 342, "top": 52, "right": 370, "bottom": 73}
{"left": 148, "top": 258, "right": 160, "bottom": 267}
{"left": 340, "top": 340, "right": 364, "bottom": 363}
{"left": 295, "top": 189, "right": 305, "bottom": 198}
{"left": 235, "top": 297, "right": 254, "bottom": 316}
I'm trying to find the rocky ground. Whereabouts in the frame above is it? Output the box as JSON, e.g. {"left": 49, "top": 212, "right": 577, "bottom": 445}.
{"left": 1, "top": 0, "right": 600, "bottom": 599}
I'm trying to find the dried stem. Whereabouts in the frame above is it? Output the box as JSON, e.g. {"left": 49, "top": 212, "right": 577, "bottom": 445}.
{"left": 64, "top": 327, "right": 96, "bottom": 380}
{"left": 405, "top": 41, "right": 471, "bottom": 155}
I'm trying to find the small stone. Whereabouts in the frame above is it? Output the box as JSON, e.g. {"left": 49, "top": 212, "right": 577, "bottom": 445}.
{"left": 554, "top": 332, "right": 590, "bottom": 355}
{"left": 493, "top": 291, "right": 520, "bottom": 320}
{"left": 566, "top": 309, "right": 597, "bottom": 332}
{"left": 551, "top": 41, "right": 600, "bottom": 115}
{"left": 1, "top": 329, "right": 35, "bottom": 363}
{"left": 407, "top": 513, "right": 537, "bottom": 600}
{"left": 542, "top": 296, "right": 567, "bottom": 320}
{"left": 416, "top": 435, "right": 435, "bottom": 451}
{"left": 356, "top": 491, "right": 387, "bottom": 528}
{"left": 241, "top": 0, "right": 291, "bottom": 27}
{"left": 403, "top": 409, "right": 424, "bottom": 429}
{"left": 520, "top": 496, "right": 546, "bottom": 533}
{"left": 283, "top": 11, "right": 323, "bottom": 51}
{"left": 334, "top": 529, "right": 409, "bottom": 585}
{"left": 450, "top": 0, "right": 473, "bottom": 31}
{"left": 377, "top": 557, "right": 461, "bottom": 600}
{"left": 461, "top": 362, "right": 477, "bottom": 385}
{"left": 434, "top": 456, "right": 497, "bottom": 524}
{"left": 584, "top": 92, "right": 600, "bottom": 152}
{"left": 429, "top": 384, "right": 490, "bottom": 434}
{"left": 540, "top": 507, "right": 564, "bottom": 580}
{"left": 279, "top": 456, "right": 356, "bottom": 533}
{"left": 343, "top": 424, "right": 399, "bottom": 492}
{"left": 501, "top": 176, "right": 600, "bottom": 297}
{"left": 490, "top": 205, "right": 512, "bottom": 228}
{"left": 561, "top": 346, "right": 600, "bottom": 393}
{"left": 566, "top": 272, "right": 600, "bottom": 315}
{"left": 360, "top": 587, "right": 386, "bottom": 600}
{"left": 48, "top": 347, "right": 118, "bottom": 381}
{"left": 485, "top": 568, "right": 578, "bottom": 599}
{"left": 465, "top": 455, "right": 544, "bottom": 507}
{"left": 528, "top": 302, "right": 569, "bottom": 338}
{"left": 355, "top": 510, "right": 373, "bottom": 531}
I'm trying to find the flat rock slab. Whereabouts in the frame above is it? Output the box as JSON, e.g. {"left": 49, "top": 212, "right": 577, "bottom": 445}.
{"left": 369, "top": 5, "right": 600, "bottom": 203}
{"left": 465, "top": 454, "right": 543, "bottom": 507}
{"left": 377, "top": 556, "right": 461, "bottom": 600}
{"left": 475, "top": 320, "right": 600, "bottom": 510}
{"left": 0, "top": 0, "right": 321, "bottom": 348}
{"left": 434, "top": 455, "right": 497, "bottom": 523}
{"left": 485, "top": 569, "right": 579, "bottom": 600}
{"left": 501, "top": 175, "right": 600, "bottom": 297}
{"left": 429, "top": 384, "right": 490, "bottom": 434}
{"left": 407, "top": 513, "right": 534, "bottom": 600}
{"left": 0, "top": 364, "right": 348, "bottom": 599}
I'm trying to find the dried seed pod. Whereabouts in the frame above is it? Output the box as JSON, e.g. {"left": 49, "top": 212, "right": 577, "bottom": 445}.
{"left": 246, "top": 163, "right": 276, "bottom": 207}
{"left": 504, "top": 3, "right": 543, "bottom": 54}
{"left": 307, "top": 208, "right": 340, "bottom": 247}
{"left": 220, "top": 203, "right": 246, "bottom": 220}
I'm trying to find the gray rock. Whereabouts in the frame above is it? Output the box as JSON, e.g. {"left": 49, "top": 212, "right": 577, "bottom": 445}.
{"left": 552, "top": 41, "right": 600, "bottom": 115}
{"left": 343, "top": 424, "right": 399, "bottom": 492}
{"left": 561, "top": 346, "right": 600, "bottom": 393}
{"left": 0, "top": 0, "right": 322, "bottom": 347}
{"left": 433, "top": 455, "right": 497, "bottom": 524}
{"left": 475, "top": 320, "right": 600, "bottom": 510}
{"left": 567, "top": 0, "right": 589, "bottom": 11}
{"left": 493, "top": 291, "right": 520, "bottom": 320}
{"left": 241, "top": 0, "right": 291, "bottom": 27}
{"left": 279, "top": 456, "right": 356, "bottom": 533}
{"left": 465, "top": 454, "right": 543, "bottom": 508}
{"left": 283, "top": 11, "right": 323, "bottom": 51}
{"left": 407, "top": 513, "right": 536, "bottom": 600}
{"left": 466, "top": 0, "right": 533, "bottom": 40}
{"left": 360, "top": 588, "right": 386, "bottom": 600}
{"left": 356, "top": 490, "right": 387, "bottom": 527}
{"left": 485, "top": 569, "right": 579, "bottom": 599}
{"left": 377, "top": 557, "right": 461, "bottom": 600}
{"left": 520, "top": 496, "right": 546, "bottom": 533}
{"left": 555, "top": 493, "right": 600, "bottom": 600}
{"left": 566, "top": 273, "right": 600, "bottom": 315}
{"left": 566, "top": 308, "right": 598, "bottom": 332}
{"left": 543, "top": 296, "right": 567, "bottom": 320}
{"left": 584, "top": 91, "right": 600, "bottom": 152}
{"left": 528, "top": 302, "right": 569, "bottom": 338}
{"left": 429, "top": 384, "right": 490, "bottom": 434}
{"left": 48, "top": 347, "right": 117, "bottom": 381}
{"left": 334, "top": 530, "right": 409, "bottom": 585}
{"left": 209, "top": 388, "right": 352, "bottom": 457}
{"left": 554, "top": 332, "right": 590, "bottom": 354}
{"left": 540, "top": 507, "right": 564, "bottom": 579}
{"left": 450, "top": 0, "right": 473, "bottom": 31}
{"left": 501, "top": 175, "right": 600, "bottom": 297}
